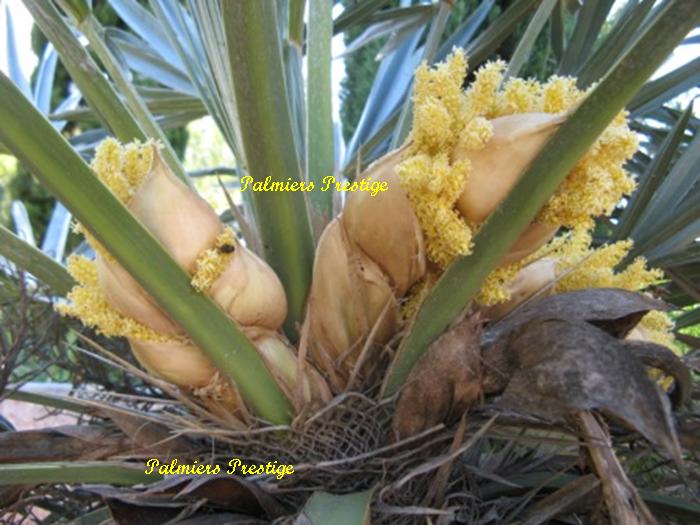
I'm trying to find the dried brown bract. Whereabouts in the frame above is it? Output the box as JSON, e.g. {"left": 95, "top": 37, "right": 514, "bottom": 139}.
{"left": 393, "top": 315, "right": 483, "bottom": 440}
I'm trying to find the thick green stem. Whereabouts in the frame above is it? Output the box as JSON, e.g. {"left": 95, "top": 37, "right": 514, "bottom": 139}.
{"left": 289, "top": 0, "right": 306, "bottom": 48}
{"left": 222, "top": 1, "right": 315, "bottom": 339}
{"left": 0, "top": 72, "right": 292, "bottom": 424}
{"left": 383, "top": 0, "right": 700, "bottom": 396}
{"left": 306, "top": 0, "right": 335, "bottom": 232}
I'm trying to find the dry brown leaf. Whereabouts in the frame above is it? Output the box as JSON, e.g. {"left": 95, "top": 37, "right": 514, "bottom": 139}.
{"left": 99, "top": 407, "right": 192, "bottom": 458}
{"left": 484, "top": 288, "right": 668, "bottom": 346}
{"left": 492, "top": 318, "right": 682, "bottom": 463}
{"left": 85, "top": 473, "right": 283, "bottom": 524}
{"left": 0, "top": 425, "right": 130, "bottom": 463}
{"left": 392, "top": 315, "right": 483, "bottom": 439}
{"left": 624, "top": 340, "right": 693, "bottom": 409}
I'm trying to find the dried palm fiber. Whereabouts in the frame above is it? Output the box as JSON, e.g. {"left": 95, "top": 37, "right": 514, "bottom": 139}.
{"left": 304, "top": 50, "right": 639, "bottom": 389}
{"left": 57, "top": 139, "right": 330, "bottom": 421}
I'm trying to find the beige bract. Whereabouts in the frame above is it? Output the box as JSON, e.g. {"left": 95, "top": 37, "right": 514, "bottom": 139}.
{"left": 58, "top": 139, "right": 325, "bottom": 418}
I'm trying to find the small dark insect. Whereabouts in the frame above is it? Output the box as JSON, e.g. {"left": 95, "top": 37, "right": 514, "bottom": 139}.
{"left": 219, "top": 244, "right": 236, "bottom": 254}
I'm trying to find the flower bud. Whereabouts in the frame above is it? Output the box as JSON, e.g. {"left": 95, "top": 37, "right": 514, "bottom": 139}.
{"left": 342, "top": 147, "right": 426, "bottom": 295}
{"left": 209, "top": 244, "right": 287, "bottom": 330}
{"left": 96, "top": 148, "right": 222, "bottom": 332}
{"left": 130, "top": 338, "right": 248, "bottom": 421}
{"left": 306, "top": 219, "right": 399, "bottom": 389}
{"left": 129, "top": 338, "right": 218, "bottom": 388}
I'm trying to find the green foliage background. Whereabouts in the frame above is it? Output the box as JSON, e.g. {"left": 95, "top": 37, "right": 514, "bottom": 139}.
{"left": 2, "top": 0, "right": 189, "bottom": 240}
{"left": 339, "top": 0, "right": 557, "bottom": 141}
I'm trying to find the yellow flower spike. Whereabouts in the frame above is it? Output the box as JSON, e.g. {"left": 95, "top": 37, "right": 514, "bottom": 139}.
{"left": 57, "top": 255, "right": 177, "bottom": 343}
{"left": 499, "top": 78, "right": 542, "bottom": 114}
{"left": 397, "top": 51, "right": 638, "bottom": 270}
{"left": 541, "top": 76, "right": 582, "bottom": 113}
{"left": 466, "top": 60, "right": 506, "bottom": 118}
{"left": 398, "top": 152, "right": 473, "bottom": 268}
{"left": 412, "top": 49, "right": 466, "bottom": 128}
{"left": 91, "top": 137, "right": 131, "bottom": 202}
{"left": 456, "top": 116, "right": 493, "bottom": 150}
{"left": 479, "top": 229, "right": 665, "bottom": 321}
{"left": 412, "top": 98, "right": 453, "bottom": 154}
{"left": 121, "top": 141, "right": 154, "bottom": 188}
{"left": 551, "top": 231, "right": 663, "bottom": 294}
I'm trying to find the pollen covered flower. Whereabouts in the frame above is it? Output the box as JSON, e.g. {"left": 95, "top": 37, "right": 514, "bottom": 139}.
{"left": 397, "top": 50, "right": 486, "bottom": 268}
{"left": 192, "top": 228, "right": 238, "bottom": 292}
{"left": 305, "top": 49, "right": 644, "bottom": 391}
{"left": 548, "top": 229, "right": 663, "bottom": 293}
{"left": 396, "top": 153, "right": 472, "bottom": 267}
{"left": 485, "top": 72, "right": 638, "bottom": 231}
{"left": 57, "top": 255, "right": 177, "bottom": 344}
{"left": 57, "top": 138, "right": 330, "bottom": 416}
{"left": 478, "top": 229, "right": 665, "bottom": 320}
{"left": 396, "top": 51, "right": 638, "bottom": 269}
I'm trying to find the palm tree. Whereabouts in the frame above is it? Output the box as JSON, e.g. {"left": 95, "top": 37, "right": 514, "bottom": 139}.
{"left": 0, "top": 0, "right": 698, "bottom": 522}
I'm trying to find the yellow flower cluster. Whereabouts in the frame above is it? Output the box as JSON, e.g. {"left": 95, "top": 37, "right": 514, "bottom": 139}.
{"left": 191, "top": 228, "right": 236, "bottom": 292}
{"left": 543, "top": 230, "right": 674, "bottom": 348}
{"left": 483, "top": 69, "right": 638, "bottom": 231}
{"left": 73, "top": 139, "right": 155, "bottom": 260}
{"left": 398, "top": 51, "right": 638, "bottom": 271}
{"left": 397, "top": 50, "right": 488, "bottom": 268}
{"left": 548, "top": 229, "right": 662, "bottom": 293}
{"left": 90, "top": 138, "right": 154, "bottom": 203}
{"left": 57, "top": 255, "right": 177, "bottom": 343}
{"left": 59, "top": 139, "right": 195, "bottom": 344}
{"left": 396, "top": 154, "right": 473, "bottom": 267}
